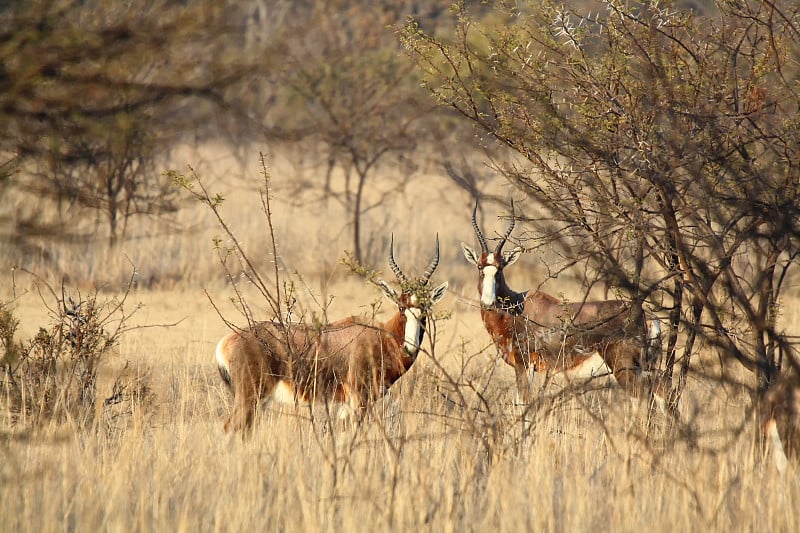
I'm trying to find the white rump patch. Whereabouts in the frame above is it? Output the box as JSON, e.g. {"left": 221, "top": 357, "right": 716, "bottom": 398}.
{"left": 567, "top": 353, "right": 612, "bottom": 381}
{"left": 272, "top": 381, "right": 308, "bottom": 406}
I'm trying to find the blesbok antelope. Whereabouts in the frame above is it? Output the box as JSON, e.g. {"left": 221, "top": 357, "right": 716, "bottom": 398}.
{"left": 215, "top": 236, "right": 448, "bottom": 432}
{"left": 760, "top": 374, "right": 799, "bottom": 473}
{"left": 461, "top": 201, "right": 666, "bottom": 412}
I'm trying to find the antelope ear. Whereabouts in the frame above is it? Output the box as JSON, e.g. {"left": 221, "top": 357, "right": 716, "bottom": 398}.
{"left": 461, "top": 242, "right": 480, "bottom": 266}
{"left": 430, "top": 281, "right": 449, "bottom": 305}
{"left": 378, "top": 280, "right": 399, "bottom": 301}
{"left": 503, "top": 246, "right": 523, "bottom": 267}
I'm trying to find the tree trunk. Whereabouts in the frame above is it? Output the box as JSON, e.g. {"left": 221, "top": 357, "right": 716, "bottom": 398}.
{"left": 353, "top": 170, "right": 367, "bottom": 263}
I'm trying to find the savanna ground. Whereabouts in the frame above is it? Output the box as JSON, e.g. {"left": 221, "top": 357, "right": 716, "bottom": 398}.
{"left": 2, "top": 145, "right": 799, "bottom": 531}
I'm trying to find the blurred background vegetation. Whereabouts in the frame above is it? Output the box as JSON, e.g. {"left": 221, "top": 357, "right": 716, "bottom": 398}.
{"left": 0, "top": 0, "right": 744, "bottom": 273}
{"left": 0, "top": 0, "right": 476, "bottom": 266}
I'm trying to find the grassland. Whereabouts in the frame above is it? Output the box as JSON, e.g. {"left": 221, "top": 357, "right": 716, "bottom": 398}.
{"left": 1, "top": 145, "right": 799, "bottom": 532}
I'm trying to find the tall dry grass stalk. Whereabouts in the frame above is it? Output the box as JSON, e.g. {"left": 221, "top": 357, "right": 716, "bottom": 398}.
{"left": 1, "top": 281, "right": 799, "bottom": 531}
{"left": 2, "top": 144, "right": 799, "bottom": 531}
{"left": 1, "top": 338, "right": 798, "bottom": 531}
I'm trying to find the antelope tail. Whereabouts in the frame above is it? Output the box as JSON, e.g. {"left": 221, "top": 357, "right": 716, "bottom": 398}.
{"left": 215, "top": 338, "right": 233, "bottom": 390}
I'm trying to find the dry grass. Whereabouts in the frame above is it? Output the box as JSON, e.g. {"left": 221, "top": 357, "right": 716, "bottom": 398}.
{"left": 2, "top": 144, "right": 799, "bottom": 532}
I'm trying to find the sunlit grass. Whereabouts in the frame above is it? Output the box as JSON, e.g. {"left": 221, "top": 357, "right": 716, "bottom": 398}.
{"left": 2, "top": 143, "right": 800, "bottom": 531}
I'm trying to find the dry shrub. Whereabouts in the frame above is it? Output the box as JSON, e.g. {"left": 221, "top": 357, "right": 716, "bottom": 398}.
{"left": 0, "top": 276, "right": 152, "bottom": 431}
{"left": 101, "top": 360, "right": 155, "bottom": 436}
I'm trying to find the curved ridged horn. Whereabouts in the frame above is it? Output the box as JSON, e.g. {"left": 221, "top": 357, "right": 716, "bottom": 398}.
{"left": 495, "top": 199, "right": 516, "bottom": 256}
{"left": 421, "top": 234, "right": 440, "bottom": 284}
{"left": 388, "top": 234, "right": 409, "bottom": 284}
{"left": 472, "top": 200, "right": 489, "bottom": 253}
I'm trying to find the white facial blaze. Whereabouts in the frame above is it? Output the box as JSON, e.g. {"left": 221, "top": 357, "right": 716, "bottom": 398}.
{"left": 480, "top": 263, "right": 498, "bottom": 307}
{"left": 403, "top": 305, "right": 424, "bottom": 355}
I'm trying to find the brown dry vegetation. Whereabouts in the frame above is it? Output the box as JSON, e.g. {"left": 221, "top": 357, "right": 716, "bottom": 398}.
{"left": 2, "top": 145, "right": 799, "bottom": 531}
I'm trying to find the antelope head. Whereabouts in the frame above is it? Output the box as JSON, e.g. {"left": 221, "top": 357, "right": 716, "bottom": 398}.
{"left": 378, "top": 235, "right": 448, "bottom": 357}
{"left": 461, "top": 200, "right": 523, "bottom": 308}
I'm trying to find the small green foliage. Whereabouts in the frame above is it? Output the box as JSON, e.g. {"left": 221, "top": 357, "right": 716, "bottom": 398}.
{"left": 171, "top": 167, "right": 226, "bottom": 209}
{"left": 164, "top": 169, "right": 191, "bottom": 190}
{"left": 403, "top": 279, "right": 440, "bottom": 308}
{"left": 341, "top": 252, "right": 381, "bottom": 285}
{"left": 209, "top": 193, "right": 225, "bottom": 208}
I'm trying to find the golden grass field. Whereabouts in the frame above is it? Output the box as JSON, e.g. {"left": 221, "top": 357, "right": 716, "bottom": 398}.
{"left": 2, "top": 144, "right": 799, "bottom": 531}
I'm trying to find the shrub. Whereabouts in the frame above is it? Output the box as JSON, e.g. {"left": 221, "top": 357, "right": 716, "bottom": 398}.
{"left": 1, "top": 278, "right": 150, "bottom": 430}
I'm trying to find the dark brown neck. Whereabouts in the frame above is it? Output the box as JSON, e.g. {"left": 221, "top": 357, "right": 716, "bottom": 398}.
{"left": 495, "top": 274, "right": 525, "bottom": 314}
{"left": 383, "top": 312, "right": 405, "bottom": 345}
